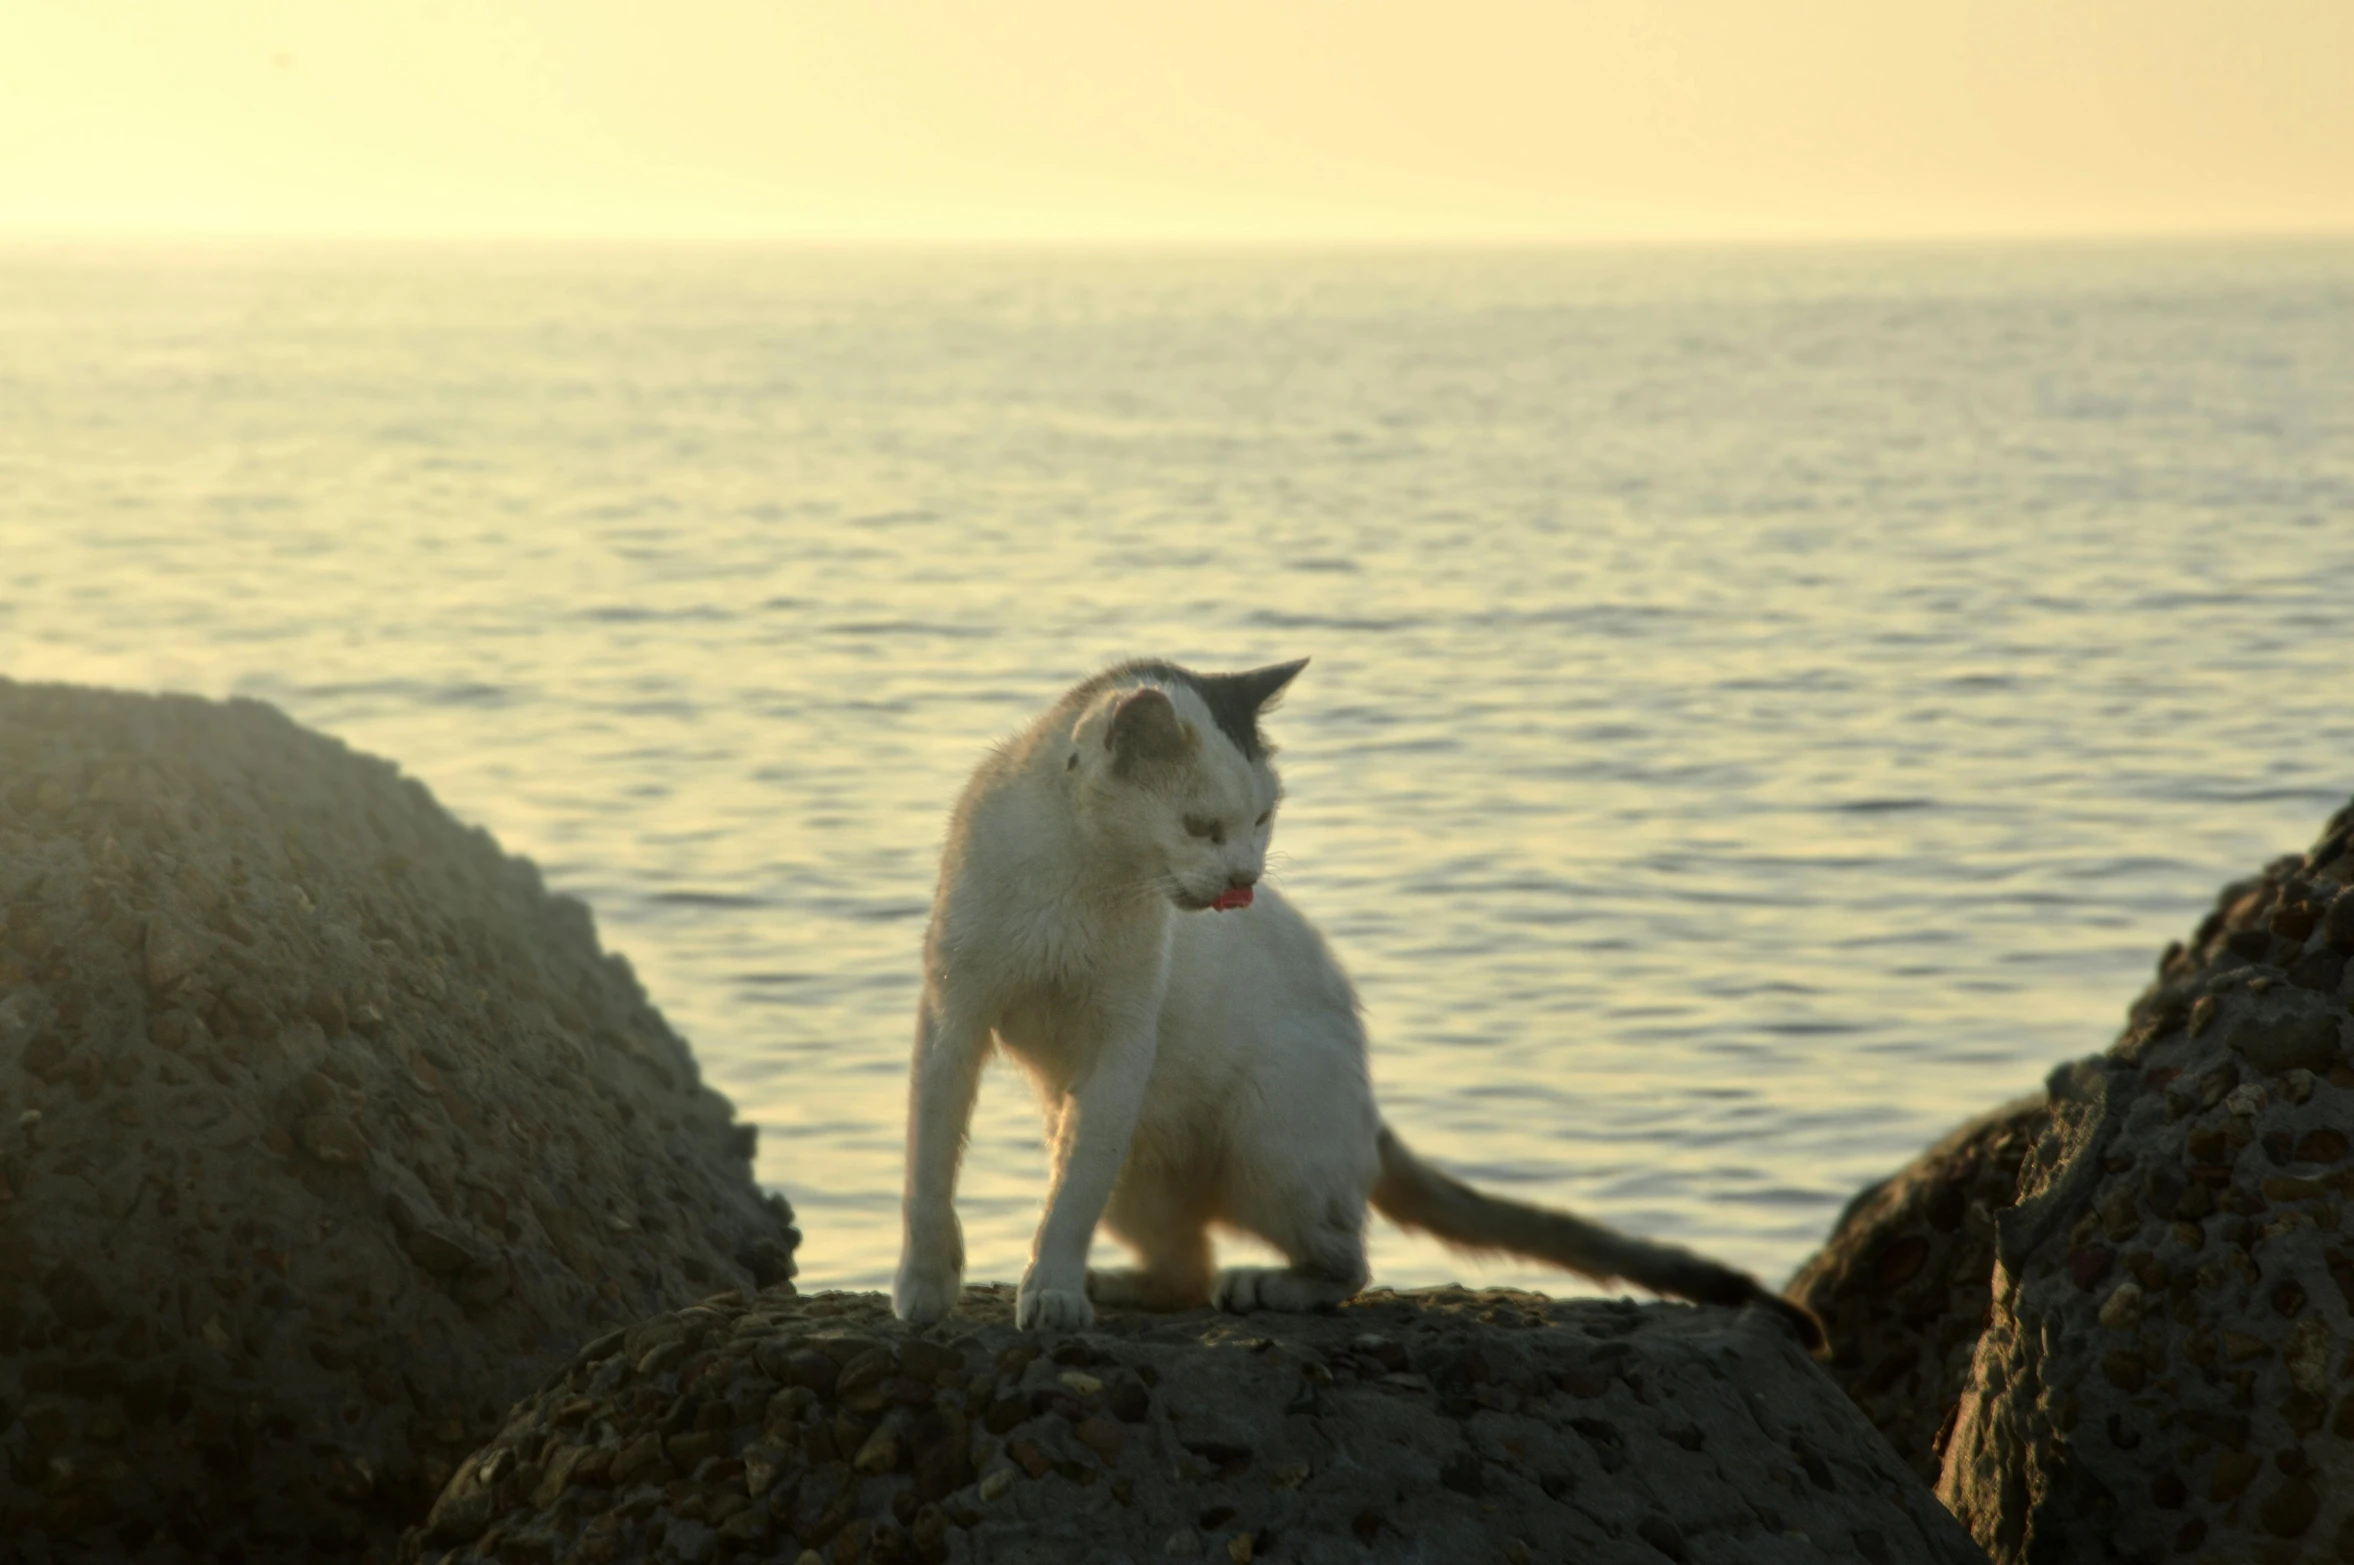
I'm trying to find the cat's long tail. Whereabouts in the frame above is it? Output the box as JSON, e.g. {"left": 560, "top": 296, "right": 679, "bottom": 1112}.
{"left": 1369, "top": 1126, "right": 1826, "bottom": 1354}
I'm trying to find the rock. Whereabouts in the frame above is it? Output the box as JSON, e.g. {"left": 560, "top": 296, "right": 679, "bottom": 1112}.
{"left": 1936, "top": 798, "right": 2354, "bottom": 1561}
{"left": 0, "top": 984, "right": 56, "bottom": 1057}
{"left": 143, "top": 914, "right": 209, "bottom": 992}
{"left": 296, "top": 1109, "right": 369, "bottom": 1165}
{"left": 2224, "top": 993, "right": 2348, "bottom": 1073}
{"left": 401, "top": 1286, "right": 1979, "bottom": 1564}
{"left": 1784, "top": 1094, "right": 2045, "bottom": 1482}
{"left": 0, "top": 681, "right": 798, "bottom": 1559}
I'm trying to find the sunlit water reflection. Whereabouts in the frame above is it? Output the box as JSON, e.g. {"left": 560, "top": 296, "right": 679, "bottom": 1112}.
{"left": 4, "top": 241, "right": 2351, "bottom": 1295}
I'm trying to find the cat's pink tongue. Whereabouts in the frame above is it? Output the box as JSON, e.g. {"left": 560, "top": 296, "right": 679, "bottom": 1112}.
{"left": 1211, "top": 886, "right": 1254, "bottom": 911}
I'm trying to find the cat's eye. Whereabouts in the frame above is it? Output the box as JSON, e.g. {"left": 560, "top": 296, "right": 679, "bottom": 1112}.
{"left": 1183, "top": 815, "right": 1223, "bottom": 843}
{"left": 1255, "top": 810, "right": 1271, "bottom": 826}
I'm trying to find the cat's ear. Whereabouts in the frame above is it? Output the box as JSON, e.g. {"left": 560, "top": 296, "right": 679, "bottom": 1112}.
{"left": 1232, "top": 657, "right": 1308, "bottom": 711}
{"left": 1106, "top": 686, "right": 1195, "bottom": 776}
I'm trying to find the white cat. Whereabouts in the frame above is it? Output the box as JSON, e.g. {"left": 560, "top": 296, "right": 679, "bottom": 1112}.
{"left": 892, "top": 658, "right": 1822, "bottom": 1349}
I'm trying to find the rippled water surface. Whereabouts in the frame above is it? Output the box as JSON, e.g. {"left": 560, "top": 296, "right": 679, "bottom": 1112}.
{"left": 5, "top": 241, "right": 2353, "bottom": 1294}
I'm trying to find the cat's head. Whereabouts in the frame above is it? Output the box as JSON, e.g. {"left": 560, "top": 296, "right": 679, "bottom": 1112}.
{"left": 1067, "top": 658, "right": 1306, "bottom": 910}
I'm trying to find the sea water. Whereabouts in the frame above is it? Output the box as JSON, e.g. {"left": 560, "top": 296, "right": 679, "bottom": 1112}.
{"left": 4, "top": 240, "right": 2351, "bottom": 1294}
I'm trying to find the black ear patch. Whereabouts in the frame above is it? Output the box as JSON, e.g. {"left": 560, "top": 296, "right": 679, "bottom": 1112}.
{"left": 1187, "top": 658, "right": 1307, "bottom": 761}
{"left": 1073, "top": 657, "right": 1308, "bottom": 764}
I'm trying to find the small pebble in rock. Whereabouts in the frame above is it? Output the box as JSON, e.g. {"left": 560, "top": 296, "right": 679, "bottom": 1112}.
{"left": 1076, "top": 1416, "right": 1127, "bottom": 1461}
{"left": 853, "top": 1424, "right": 905, "bottom": 1474}
{"left": 638, "top": 1340, "right": 688, "bottom": 1377}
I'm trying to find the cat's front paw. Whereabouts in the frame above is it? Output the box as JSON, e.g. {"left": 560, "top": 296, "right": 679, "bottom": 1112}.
{"left": 893, "top": 1253, "right": 964, "bottom": 1324}
{"left": 1015, "top": 1281, "right": 1095, "bottom": 1333}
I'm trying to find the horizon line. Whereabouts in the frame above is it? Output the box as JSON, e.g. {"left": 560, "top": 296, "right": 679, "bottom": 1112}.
{"left": 5, "top": 222, "right": 2353, "bottom": 253}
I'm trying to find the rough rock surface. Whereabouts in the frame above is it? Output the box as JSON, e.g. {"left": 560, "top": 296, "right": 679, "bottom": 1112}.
{"left": 1786, "top": 1094, "right": 2046, "bottom": 1482}
{"left": 1938, "top": 800, "right": 2354, "bottom": 1562}
{"left": 404, "top": 1285, "right": 1980, "bottom": 1565}
{"left": 0, "top": 681, "right": 800, "bottom": 1560}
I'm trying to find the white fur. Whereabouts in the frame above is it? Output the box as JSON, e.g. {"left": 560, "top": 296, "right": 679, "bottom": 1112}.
{"left": 893, "top": 660, "right": 1824, "bottom": 1351}
{"left": 893, "top": 661, "right": 1382, "bottom": 1330}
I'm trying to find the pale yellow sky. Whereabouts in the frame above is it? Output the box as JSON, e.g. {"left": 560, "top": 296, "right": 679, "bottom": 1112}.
{"left": 5, "top": 0, "right": 2350, "bottom": 243}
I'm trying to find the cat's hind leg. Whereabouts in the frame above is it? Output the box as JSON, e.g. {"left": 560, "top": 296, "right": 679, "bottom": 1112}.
{"left": 1210, "top": 1028, "right": 1380, "bottom": 1314}
{"left": 1214, "top": 1143, "right": 1374, "bottom": 1308}
{"left": 1212, "top": 1187, "right": 1371, "bottom": 1314}
{"left": 1089, "top": 1164, "right": 1215, "bottom": 1312}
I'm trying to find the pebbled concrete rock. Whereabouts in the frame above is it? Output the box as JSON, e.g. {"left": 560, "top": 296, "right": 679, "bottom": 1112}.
{"left": 404, "top": 1285, "right": 1981, "bottom": 1565}
{"left": 1938, "top": 798, "right": 2354, "bottom": 1562}
{"left": 1786, "top": 1094, "right": 2046, "bottom": 1482}
{"left": 0, "top": 681, "right": 799, "bottom": 1561}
